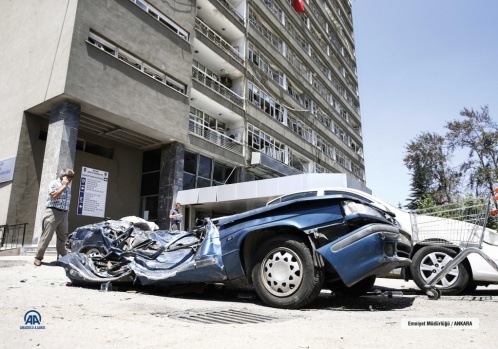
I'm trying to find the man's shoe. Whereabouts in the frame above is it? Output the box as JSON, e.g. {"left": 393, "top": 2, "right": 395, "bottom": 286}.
{"left": 34, "top": 259, "right": 42, "bottom": 267}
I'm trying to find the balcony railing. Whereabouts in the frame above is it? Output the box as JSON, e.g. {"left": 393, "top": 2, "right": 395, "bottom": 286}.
{"left": 262, "top": 0, "right": 283, "bottom": 22}
{"left": 195, "top": 18, "right": 244, "bottom": 64}
{"left": 188, "top": 119, "right": 243, "bottom": 155}
{"left": 216, "top": 0, "right": 245, "bottom": 25}
{"left": 249, "top": 12, "right": 284, "bottom": 54}
{"left": 192, "top": 67, "right": 244, "bottom": 108}
{"left": 0, "top": 223, "right": 27, "bottom": 251}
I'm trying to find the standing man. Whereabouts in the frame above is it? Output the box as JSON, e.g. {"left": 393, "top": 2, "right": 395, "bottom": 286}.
{"left": 169, "top": 202, "right": 183, "bottom": 230}
{"left": 34, "top": 169, "right": 74, "bottom": 266}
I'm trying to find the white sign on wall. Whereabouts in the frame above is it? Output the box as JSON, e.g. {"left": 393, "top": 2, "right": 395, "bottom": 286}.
{"left": 0, "top": 156, "right": 16, "bottom": 183}
{"left": 77, "top": 166, "right": 109, "bottom": 218}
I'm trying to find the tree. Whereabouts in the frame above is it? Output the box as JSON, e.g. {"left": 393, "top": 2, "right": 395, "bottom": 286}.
{"left": 404, "top": 132, "right": 460, "bottom": 210}
{"left": 445, "top": 106, "right": 498, "bottom": 198}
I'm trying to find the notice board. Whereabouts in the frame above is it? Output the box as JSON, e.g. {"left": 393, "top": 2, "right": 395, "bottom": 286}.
{"left": 77, "top": 166, "right": 109, "bottom": 217}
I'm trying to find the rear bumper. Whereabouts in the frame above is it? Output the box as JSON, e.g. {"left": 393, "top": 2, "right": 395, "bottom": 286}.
{"left": 317, "top": 224, "right": 412, "bottom": 286}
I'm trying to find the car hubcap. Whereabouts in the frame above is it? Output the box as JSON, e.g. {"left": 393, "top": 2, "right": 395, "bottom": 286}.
{"left": 86, "top": 248, "right": 102, "bottom": 258}
{"left": 261, "top": 247, "right": 303, "bottom": 297}
{"left": 419, "top": 251, "right": 459, "bottom": 287}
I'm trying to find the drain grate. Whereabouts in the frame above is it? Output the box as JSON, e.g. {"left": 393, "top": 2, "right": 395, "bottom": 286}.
{"left": 443, "top": 296, "right": 496, "bottom": 302}
{"left": 165, "top": 308, "right": 281, "bottom": 324}
{"left": 459, "top": 296, "right": 495, "bottom": 302}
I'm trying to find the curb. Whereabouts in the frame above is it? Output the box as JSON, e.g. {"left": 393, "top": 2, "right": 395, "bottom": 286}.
{"left": 0, "top": 256, "right": 58, "bottom": 268}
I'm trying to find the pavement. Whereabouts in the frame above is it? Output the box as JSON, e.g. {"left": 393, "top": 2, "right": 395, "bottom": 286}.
{"left": 2, "top": 254, "right": 498, "bottom": 349}
{"left": 0, "top": 255, "right": 59, "bottom": 268}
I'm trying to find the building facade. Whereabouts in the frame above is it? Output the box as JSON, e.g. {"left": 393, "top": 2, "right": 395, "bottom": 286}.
{"left": 0, "top": 0, "right": 364, "bottom": 244}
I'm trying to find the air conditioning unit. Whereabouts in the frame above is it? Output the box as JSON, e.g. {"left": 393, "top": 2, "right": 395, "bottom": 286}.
{"left": 220, "top": 76, "right": 232, "bottom": 88}
{"left": 231, "top": 133, "right": 242, "bottom": 142}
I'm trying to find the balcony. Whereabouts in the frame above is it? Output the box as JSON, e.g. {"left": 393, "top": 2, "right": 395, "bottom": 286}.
{"left": 195, "top": 17, "right": 244, "bottom": 65}
{"left": 216, "top": 0, "right": 245, "bottom": 26}
{"left": 188, "top": 119, "right": 243, "bottom": 155}
{"left": 192, "top": 66, "right": 244, "bottom": 108}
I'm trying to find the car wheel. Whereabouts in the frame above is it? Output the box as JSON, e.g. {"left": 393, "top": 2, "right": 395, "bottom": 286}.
{"left": 410, "top": 246, "right": 469, "bottom": 295}
{"left": 84, "top": 247, "right": 103, "bottom": 258}
{"left": 327, "top": 275, "right": 377, "bottom": 297}
{"left": 252, "top": 235, "right": 323, "bottom": 309}
{"left": 462, "top": 282, "right": 478, "bottom": 294}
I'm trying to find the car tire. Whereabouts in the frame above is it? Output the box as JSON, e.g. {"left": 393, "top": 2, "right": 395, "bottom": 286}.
{"left": 411, "top": 246, "right": 470, "bottom": 295}
{"left": 84, "top": 247, "right": 103, "bottom": 258}
{"left": 252, "top": 235, "right": 323, "bottom": 309}
{"left": 327, "top": 275, "right": 377, "bottom": 297}
{"left": 462, "top": 282, "right": 478, "bottom": 294}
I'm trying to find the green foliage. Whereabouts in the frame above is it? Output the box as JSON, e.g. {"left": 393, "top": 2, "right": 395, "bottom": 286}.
{"left": 403, "top": 132, "right": 460, "bottom": 210}
{"left": 404, "top": 106, "right": 498, "bottom": 212}
{"left": 418, "top": 195, "right": 436, "bottom": 209}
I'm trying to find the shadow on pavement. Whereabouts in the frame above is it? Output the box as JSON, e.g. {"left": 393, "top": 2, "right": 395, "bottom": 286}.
{"left": 66, "top": 279, "right": 498, "bottom": 309}
{"left": 73, "top": 282, "right": 416, "bottom": 311}
{"left": 311, "top": 292, "right": 415, "bottom": 311}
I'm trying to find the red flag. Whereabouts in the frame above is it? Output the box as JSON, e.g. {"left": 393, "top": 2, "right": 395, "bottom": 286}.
{"left": 293, "top": 0, "right": 305, "bottom": 13}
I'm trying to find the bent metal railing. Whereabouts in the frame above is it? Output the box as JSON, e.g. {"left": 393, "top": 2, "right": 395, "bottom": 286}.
{"left": 0, "top": 223, "right": 28, "bottom": 251}
{"left": 192, "top": 67, "right": 244, "bottom": 108}
{"left": 188, "top": 119, "right": 243, "bottom": 155}
{"left": 195, "top": 18, "right": 244, "bottom": 65}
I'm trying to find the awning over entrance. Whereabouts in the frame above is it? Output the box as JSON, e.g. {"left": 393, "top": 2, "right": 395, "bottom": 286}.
{"left": 176, "top": 173, "right": 371, "bottom": 215}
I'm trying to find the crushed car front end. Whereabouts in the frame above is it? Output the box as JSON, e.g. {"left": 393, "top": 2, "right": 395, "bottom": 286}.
{"left": 316, "top": 223, "right": 411, "bottom": 286}
{"left": 59, "top": 219, "right": 227, "bottom": 286}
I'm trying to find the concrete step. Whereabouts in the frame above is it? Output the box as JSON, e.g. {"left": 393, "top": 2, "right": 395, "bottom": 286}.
{"left": 21, "top": 246, "right": 59, "bottom": 256}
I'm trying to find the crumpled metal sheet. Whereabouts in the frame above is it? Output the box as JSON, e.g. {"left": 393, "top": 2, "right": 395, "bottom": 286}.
{"left": 60, "top": 220, "right": 226, "bottom": 286}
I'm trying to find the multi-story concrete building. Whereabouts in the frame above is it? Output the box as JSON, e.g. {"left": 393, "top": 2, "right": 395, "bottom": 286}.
{"left": 0, "top": 0, "right": 365, "bottom": 246}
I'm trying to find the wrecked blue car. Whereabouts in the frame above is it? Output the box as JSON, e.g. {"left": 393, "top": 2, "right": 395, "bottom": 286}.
{"left": 60, "top": 195, "right": 412, "bottom": 309}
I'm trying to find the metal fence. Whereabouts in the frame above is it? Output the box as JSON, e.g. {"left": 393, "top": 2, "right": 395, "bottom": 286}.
{"left": 0, "top": 223, "right": 28, "bottom": 251}
{"left": 192, "top": 67, "right": 244, "bottom": 108}
{"left": 195, "top": 18, "right": 244, "bottom": 65}
{"left": 188, "top": 119, "right": 244, "bottom": 155}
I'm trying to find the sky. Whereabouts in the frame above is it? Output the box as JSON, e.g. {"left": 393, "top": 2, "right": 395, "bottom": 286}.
{"left": 352, "top": 0, "right": 498, "bottom": 207}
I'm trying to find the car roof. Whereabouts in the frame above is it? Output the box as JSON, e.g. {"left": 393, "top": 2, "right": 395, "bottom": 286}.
{"left": 266, "top": 187, "right": 396, "bottom": 215}
{"left": 216, "top": 194, "right": 371, "bottom": 226}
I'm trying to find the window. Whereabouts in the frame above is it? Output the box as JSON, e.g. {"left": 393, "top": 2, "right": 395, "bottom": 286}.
{"left": 87, "top": 32, "right": 186, "bottom": 94}
{"left": 249, "top": 9, "right": 284, "bottom": 53}
{"left": 213, "top": 162, "right": 235, "bottom": 185}
{"left": 287, "top": 114, "right": 314, "bottom": 145}
{"left": 182, "top": 151, "right": 235, "bottom": 189}
{"left": 193, "top": 60, "right": 220, "bottom": 81}
{"left": 40, "top": 130, "right": 115, "bottom": 160}
{"left": 130, "top": 0, "right": 189, "bottom": 41}
{"left": 248, "top": 45, "right": 285, "bottom": 87}
{"left": 247, "top": 81, "right": 285, "bottom": 122}
{"left": 184, "top": 151, "right": 210, "bottom": 189}
{"left": 140, "top": 148, "right": 161, "bottom": 221}
{"left": 84, "top": 141, "right": 114, "bottom": 159}
{"left": 247, "top": 124, "right": 287, "bottom": 163}
{"left": 188, "top": 107, "right": 227, "bottom": 139}
{"left": 198, "top": 155, "right": 212, "bottom": 179}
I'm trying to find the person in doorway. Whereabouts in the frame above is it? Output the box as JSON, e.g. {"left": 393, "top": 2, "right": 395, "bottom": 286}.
{"left": 34, "top": 169, "right": 74, "bottom": 266}
{"left": 169, "top": 202, "right": 183, "bottom": 230}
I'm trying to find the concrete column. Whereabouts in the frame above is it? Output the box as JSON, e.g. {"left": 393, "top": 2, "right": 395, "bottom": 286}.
{"left": 157, "top": 142, "right": 184, "bottom": 230}
{"left": 32, "top": 101, "right": 80, "bottom": 245}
